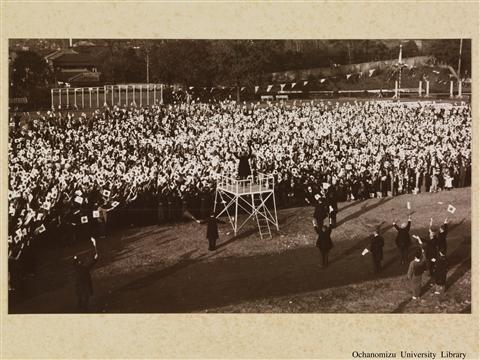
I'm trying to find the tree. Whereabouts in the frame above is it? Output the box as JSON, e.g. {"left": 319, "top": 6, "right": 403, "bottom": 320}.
{"left": 10, "top": 51, "right": 51, "bottom": 97}
{"left": 210, "top": 40, "right": 276, "bottom": 101}
{"left": 402, "top": 40, "right": 419, "bottom": 58}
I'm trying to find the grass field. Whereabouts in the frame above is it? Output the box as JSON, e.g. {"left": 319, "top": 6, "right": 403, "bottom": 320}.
{"left": 9, "top": 188, "right": 471, "bottom": 314}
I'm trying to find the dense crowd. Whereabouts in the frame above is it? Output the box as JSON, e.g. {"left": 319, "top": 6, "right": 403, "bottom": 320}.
{"left": 8, "top": 100, "right": 471, "bottom": 272}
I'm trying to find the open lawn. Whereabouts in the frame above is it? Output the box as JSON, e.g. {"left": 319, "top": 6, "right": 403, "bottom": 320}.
{"left": 9, "top": 188, "right": 471, "bottom": 313}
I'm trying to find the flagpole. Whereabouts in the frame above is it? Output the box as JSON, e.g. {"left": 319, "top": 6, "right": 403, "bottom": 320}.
{"left": 457, "top": 39, "right": 463, "bottom": 81}
{"left": 397, "top": 44, "right": 403, "bottom": 99}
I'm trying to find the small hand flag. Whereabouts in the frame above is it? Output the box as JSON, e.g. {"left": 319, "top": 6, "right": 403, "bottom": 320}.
{"left": 81, "top": 216, "right": 88, "bottom": 224}
{"left": 447, "top": 204, "right": 456, "bottom": 214}
{"left": 37, "top": 224, "right": 46, "bottom": 234}
{"left": 92, "top": 210, "right": 100, "bottom": 218}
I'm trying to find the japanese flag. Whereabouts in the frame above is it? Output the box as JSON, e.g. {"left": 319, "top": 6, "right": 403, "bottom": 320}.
{"left": 37, "top": 224, "right": 46, "bottom": 234}
{"left": 92, "top": 210, "right": 100, "bottom": 218}
{"left": 74, "top": 196, "right": 84, "bottom": 205}
{"left": 111, "top": 201, "right": 119, "bottom": 208}
{"left": 447, "top": 204, "right": 456, "bottom": 214}
{"left": 102, "top": 189, "right": 111, "bottom": 198}
{"left": 81, "top": 216, "right": 88, "bottom": 224}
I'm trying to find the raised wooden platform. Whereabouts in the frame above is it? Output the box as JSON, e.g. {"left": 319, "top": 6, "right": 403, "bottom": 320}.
{"left": 216, "top": 173, "right": 275, "bottom": 196}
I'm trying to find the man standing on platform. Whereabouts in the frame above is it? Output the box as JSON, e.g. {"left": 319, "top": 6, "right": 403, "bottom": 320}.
{"left": 231, "top": 141, "right": 253, "bottom": 179}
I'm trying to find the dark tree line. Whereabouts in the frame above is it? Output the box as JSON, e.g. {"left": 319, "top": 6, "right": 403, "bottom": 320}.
{"left": 9, "top": 39, "right": 471, "bottom": 105}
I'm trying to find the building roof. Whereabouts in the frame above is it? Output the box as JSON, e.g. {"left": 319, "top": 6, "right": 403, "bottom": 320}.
{"left": 53, "top": 53, "right": 98, "bottom": 67}
{"left": 44, "top": 48, "right": 77, "bottom": 62}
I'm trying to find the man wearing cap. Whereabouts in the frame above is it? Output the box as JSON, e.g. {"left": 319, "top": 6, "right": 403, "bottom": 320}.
{"left": 393, "top": 215, "right": 412, "bottom": 265}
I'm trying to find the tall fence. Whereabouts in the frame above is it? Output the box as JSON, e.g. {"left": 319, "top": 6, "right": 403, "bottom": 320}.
{"left": 51, "top": 84, "right": 164, "bottom": 110}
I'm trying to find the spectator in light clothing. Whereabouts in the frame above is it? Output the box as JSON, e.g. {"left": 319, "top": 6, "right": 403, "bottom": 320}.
{"left": 407, "top": 248, "right": 426, "bottom": 300}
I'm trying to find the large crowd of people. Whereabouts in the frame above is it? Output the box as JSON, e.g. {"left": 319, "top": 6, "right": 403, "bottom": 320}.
{"left": 8, "top": 99, "right": 472, "bottom": 285}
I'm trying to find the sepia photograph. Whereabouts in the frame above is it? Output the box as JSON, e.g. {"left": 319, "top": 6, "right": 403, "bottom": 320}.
{"left": 7, "top": 38, "right": 472, "bottom": 315}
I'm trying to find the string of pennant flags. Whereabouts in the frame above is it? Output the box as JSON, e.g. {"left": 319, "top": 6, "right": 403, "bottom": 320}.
{"left": 182, "top": 65, "right": 457, "bottom": 94}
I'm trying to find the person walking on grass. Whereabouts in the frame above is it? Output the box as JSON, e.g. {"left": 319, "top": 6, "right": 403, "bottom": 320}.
{"left": 407, "top": 248, "right": 426, "bottom": 300}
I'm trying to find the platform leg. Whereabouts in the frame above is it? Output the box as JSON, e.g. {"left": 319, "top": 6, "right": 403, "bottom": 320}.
{"left": 272, "top": 190, "right": 279, "bottom": 231}
{"left": 213, "top": 189, "right": 218, "bottom": 215}
{"left": 234, "top": 196, "right": 239, "bottom": 235}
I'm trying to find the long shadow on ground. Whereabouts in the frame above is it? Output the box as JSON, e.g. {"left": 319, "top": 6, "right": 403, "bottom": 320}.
{"left": 98, "top": 221, "right": 470, "bottom": 313}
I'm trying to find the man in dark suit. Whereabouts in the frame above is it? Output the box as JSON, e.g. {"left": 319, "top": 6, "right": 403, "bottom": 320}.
{"left": 314, "top": 221, "right": 333, "bottom": 268}
{"left": 231, "top": 141, "right": 253, "bottom": 179}
{"left": 370, "top": 229, "right": 385, "bottom": 273}
{"left": 73, "top": 237, "right": 98, "bottom": 312}
{"left": 313, "top": 194, "right": 327, "bottom": 228}
{"left": 326, "top": 185, "right": 338, "bottom": 228}
{"left": 393, "top": 215, "right": 412, "bottom": 265}
{"left": 197, "top": 213, "right": 225, "bottom": 251}
{"left": 436, "top": 218, "right": 449, "bottom": 254}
